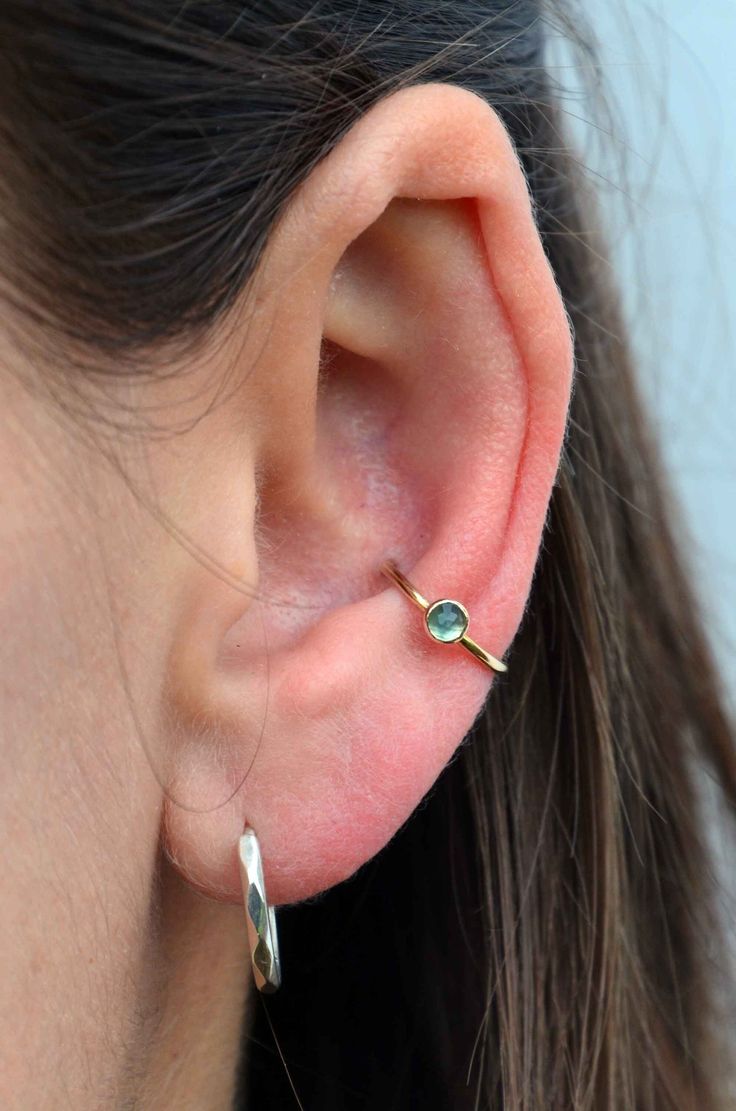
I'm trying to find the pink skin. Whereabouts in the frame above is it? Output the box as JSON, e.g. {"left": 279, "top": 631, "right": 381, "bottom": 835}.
{"left": 0, "top": 84, "right": 572, "bottom": 1107}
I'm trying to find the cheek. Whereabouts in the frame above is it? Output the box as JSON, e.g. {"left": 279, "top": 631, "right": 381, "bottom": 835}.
{"left": 0, "top": 409, "right": 163, "bottom": 1091}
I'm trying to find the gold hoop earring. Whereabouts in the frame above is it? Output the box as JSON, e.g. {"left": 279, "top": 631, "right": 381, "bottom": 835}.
{"left": 380, "top": 559, "right": 507, "bottom": 674}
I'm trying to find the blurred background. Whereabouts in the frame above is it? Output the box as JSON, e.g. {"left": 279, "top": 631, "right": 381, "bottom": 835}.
{"left": 556, "top": 0, "right": 736, "bottom": 1023}
{"left": 556, "top": 0, "right": 735, "bottom": 703}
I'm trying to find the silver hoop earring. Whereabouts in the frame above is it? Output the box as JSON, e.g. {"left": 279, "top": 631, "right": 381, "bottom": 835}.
{"left": 238, "top": 826, "right": 282, "bottom": 993}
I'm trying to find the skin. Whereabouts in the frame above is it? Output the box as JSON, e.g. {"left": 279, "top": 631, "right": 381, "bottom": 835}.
{"left": 0, "top": 84, "right": 573, "bottom": 1108}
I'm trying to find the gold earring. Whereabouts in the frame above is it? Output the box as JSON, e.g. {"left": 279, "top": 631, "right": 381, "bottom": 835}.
{"left": 380, "top": 559, "right": 507, "bottom": 674}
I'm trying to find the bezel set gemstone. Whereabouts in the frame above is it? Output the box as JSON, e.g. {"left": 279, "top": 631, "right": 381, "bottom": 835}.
{"left": 425, "top": 598, "right": 470, "bottom": 644}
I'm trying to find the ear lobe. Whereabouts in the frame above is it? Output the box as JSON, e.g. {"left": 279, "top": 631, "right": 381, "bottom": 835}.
{"left": 161, "top": 84, "right": 573, "bottom": 908}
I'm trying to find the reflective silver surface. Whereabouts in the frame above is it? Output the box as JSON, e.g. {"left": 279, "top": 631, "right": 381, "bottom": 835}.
{"left": 238, "top": 827, "right": 282, "bottom": 993}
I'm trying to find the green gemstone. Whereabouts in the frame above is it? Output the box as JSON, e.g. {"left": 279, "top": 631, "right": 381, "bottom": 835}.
{"left": 425, "top": 599, "right": 469, "bottom": 643}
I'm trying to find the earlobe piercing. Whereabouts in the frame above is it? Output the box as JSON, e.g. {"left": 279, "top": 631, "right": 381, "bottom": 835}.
{"left": 238, "top": 826, "right": 282, "bottom": 993}
{"left": 380, "top": 559, "right": 508, "bottom": 674}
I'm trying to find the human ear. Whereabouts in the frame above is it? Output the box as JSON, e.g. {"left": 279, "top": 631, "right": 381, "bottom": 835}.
{"left": 160, "top": 83, "right": 573, "bottom": 907}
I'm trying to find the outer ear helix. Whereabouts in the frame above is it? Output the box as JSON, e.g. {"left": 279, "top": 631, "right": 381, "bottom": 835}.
{"left": 238, "top": 827, "right": 282, "bottom": 993}
{"left": 380, "top": 559, "right": 508, "bottom": 674}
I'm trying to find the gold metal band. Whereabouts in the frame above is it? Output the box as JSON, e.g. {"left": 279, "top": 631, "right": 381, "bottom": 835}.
{"left": 380, "top": 559, "right": 508, "bottom": 674}
{"left": 381, "top": 561, "right": 430, "bottom": 610}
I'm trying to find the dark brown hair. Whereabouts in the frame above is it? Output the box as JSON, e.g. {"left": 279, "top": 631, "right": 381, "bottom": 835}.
{"left": 0, "top": 3, "right": 733, "bottom": 1108}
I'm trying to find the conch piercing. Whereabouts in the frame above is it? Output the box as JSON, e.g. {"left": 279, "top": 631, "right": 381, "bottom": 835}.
{"left": 380, "top": 559, "right": 508, "bottom": 674}
{"left": 238, "top": 826, "right": 282, "bottom": 993}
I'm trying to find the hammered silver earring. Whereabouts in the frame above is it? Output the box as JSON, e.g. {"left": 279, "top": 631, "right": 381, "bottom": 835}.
{"left": 238, "top": 826, "right": 282, "bottom": 993}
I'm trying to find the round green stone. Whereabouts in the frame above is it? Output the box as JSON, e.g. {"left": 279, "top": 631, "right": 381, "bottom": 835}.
{"left": 425, "top": 599, "right": 469, "bottom": 643}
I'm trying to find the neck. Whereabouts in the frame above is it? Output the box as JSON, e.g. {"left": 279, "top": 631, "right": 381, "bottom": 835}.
{"left": 132, "top": 856, "right": 251, "bottom": 1110}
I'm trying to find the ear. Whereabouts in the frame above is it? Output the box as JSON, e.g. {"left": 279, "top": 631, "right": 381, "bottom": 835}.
{"left": 160, "top": 84, "right": 573, "bottom": 906}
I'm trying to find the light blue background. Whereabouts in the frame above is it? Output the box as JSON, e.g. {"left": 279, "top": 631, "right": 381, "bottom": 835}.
{"left": 565, "top": 1, "right": 736, "bottom": 1034}
{"left": 558, "top": 1, "right": 736, "bottom": 704}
